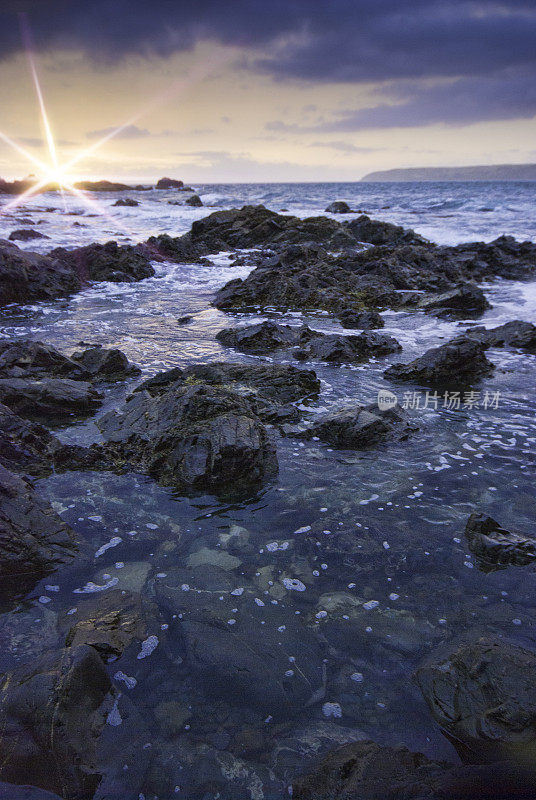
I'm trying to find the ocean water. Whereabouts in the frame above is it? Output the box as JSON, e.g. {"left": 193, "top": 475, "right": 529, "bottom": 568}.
{"left": 1, "top": 182, "right": 536, "bottom": 798}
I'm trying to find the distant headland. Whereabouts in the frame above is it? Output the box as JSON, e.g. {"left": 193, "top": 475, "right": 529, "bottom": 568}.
{"left": 361, "top": 164, "right": 536, "bottom": 182}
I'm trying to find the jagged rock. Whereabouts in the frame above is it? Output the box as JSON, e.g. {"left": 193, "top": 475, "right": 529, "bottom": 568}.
{"left": 418, "top": 283, "right": 491, "bottom": 318}
{"left": 97, "top": 383, "right": 278, "bottom": 493}
{"left": 0, "top": 402, "right": 63, "bottom": 475}
{"left": 416, "top": 635, "right": 536, "bottom": 764}
{"left": 216, "top": 321, "right": 299, "bottom": 354}
{"left": 0, "top": 239, "right": 81, "bottom": 306}
{"left": 0, "top": 339, "right": 88, "bottom": 380}
{"left": 325, "top": 201, "right": 351, "bottom": 213}
{"left": 8, "top": 229, "right": 49, "bottom": 242}
{"left": 463, "top": 320, "right": 536, "bottom": 353}
{"left": 292, "top": 739, "right": 536, "bottom": 800}
{"left": 464, "top": 513, "right": 536, "bottom": 571}
{"left": 70, "top": 345, "right": 140, "bottom": 381}
{"left": 50, "top": 240, "right": 155, "bottom": 283}
{"left": 156, "top": 567, "right": 325, "bottom": 718}
{"left": 294, "top": 330, "right": 401, "bottom": 363}
{"left": 113, "top": 198, "right": 139, "bottom": 207}
{"left": 384, "top": 336, "right": 494, "bottom": 387}
{"left": 185, "top": 193, "right": 203, "bottom": 207}
{"left": 0, "top": 463, "right": 77, "bottom": 601}
{"left": 0, "top": 644, "right": 149, "bottom": 799}
{"left": 156, "top": 177, "right": 184, "bottom": 189}
{"left": 0, "top": 377, "right": 103, "bottom": 419}
{"left": 300, "top": 403, "right": 418, "bottom": 448}
{"left": 337, "top": 309, "right": 384, "bottom": 329}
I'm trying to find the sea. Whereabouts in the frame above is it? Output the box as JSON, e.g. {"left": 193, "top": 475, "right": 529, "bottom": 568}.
{"left": 0, "top": 181, "right": 535, "bottom": 798}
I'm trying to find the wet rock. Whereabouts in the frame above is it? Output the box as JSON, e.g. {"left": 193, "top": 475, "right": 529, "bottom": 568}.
{"left": 64, "top": 589, "right": 151, "bottom": 659}
{"left": 384, "top": 336, "right": 494, "bottom": 388}
{"left": 416, "top": 635, "right": 536, "bottom": 764}
{"left": 0, "top": 644, "right": 148, "bottom": 799}
{"left": 185, "top": 193, "right": 203, "bottom": 207}
{"left": 113, "top": 198, "right": 139, "bottom": 207}
{"left": 325, "top": 201, "right": 351, "bottom": 213}
{"left": 301, "top": 403, "right": 418, "bottom": 448}
{"left": 156, "top": 567, "right": 325, "bottom": 718}
{"left": 337, "top": 309, "right": 384, "bottom": 329}
{"left": 292, "top": 739, "right": 536, "bottom": 800}
{"left": 50, "top": 240, "right": 155, "bottom": 283}
{"left": 177, "top": 314, "right": 193, "bottom": 325}
{"left": 418, "top": 283, "right": 491, "bottom": 318}
{"left": 0, "top": 339, "right": 88, "bottom": 380}
{"left": 8, "top": 229, "right": 49, "bottom": 242}
{"left": 0, "top": 782, "right": 63, "bottom": 799}
{"left": 0, "top": 239, "right": 81, "bottom": 306}
{"left": 345, "top": 214, "right": 427, "bottom": 246}
{"left": 216, "top": 320, "right": 300, "bottom": 354}
{"left": 294, "top": 330, "right": 401, "bottom": 364}
{"left": 0, "top": 377, "right": 103, "bottom": 419}
{"left": 464, "top": 512, "right": 536, "bottom": 571}
{"left": 156, "top": 177, "right": 184, "bottom": 189}
{"left": 97, "top": 383, "right": 278, "bottom": 493}
{"left": 70, "top": 345, "right": 140, "bottom": 381}
{"left": 0, "top": 464, "right": 77, "bottom": 602}
{"left": 463, "top": 320, "right": 536, "bottom": 353}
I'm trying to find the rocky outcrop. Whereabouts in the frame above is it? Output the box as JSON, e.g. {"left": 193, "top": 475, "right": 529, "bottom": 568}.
{"left": 0, "top": 463, "right": 77, "bottom": 600}
{"left": 156, "top": 177, "right": 184, "bottom": 189}
{"left": 97, "top": 383, "right": 278, "bottom": 493}
{"left": 0, "top": 240, "right": 81, "bottom": 306}
{"left": 416, "top": 635, "right": 536, "bottom": 765}
{"left": 337, "top": 309, "right": 384, "bottom": 329}
{"left": 70, "top": 344, "right": 141, "bottom": 381}
{"left": 216, "top": 322, "right": 401, "bottom": 363}
{"left": 346, "top": 214, "right": 427, "bottom": 246}
{"left": 8, "top": 229, "right": 49, "bottom": 242}
{"left": 292, "top": 739, "right": 536, "bottom": 800}
{"left": 463, "top": 320, "right": 536, "bottom": 353}
{"left": 418, "top": 283, "right": 491, "bottom": 318}
{"left": 185, "top": 193, "right": 203, "bottom": 207}
{"left": 299, "top": 403, "right": 418, "bottom": 448}
{"left": 50, "top": 240, "right": 155, "bottom": 284}
{"left": 0, "top": 377, "right": 103, "bottom": 419}
{"left": 325, "top": 201, "right": 351, "bottom": 213}
{"left": 0, "top": 644, "right": 149, "bottom": 798}
{"left": 464, "top": 513, "right": 536, "bottom": 571}
{"left": 384, "top": 336, "right": 494, "bottom": 387}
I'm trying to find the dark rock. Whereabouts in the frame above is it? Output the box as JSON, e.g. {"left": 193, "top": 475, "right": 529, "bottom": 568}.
{"left": 113, "top": 198, "right": 139, "bottom": 207}
{"left": 156, "top": 177, "right": 184, "bottom": 189}
{"left": 300, "top": 403, "right": 418, "bottom": 448}
{"left": 337, "top": 309, "right": 384, "bottom": 329}
{"left": 185, "top": 193, "right": 203, "bottom": 207}
{"left": 177, "top": 315, "right": 193, "bottom": 325}
{"left": 0, "top": 644, "right": 148, "bottom": 799}
{"left": 463, "top": 320, "right": 536, "bottom": 353}
{"left": 416, "top": 635, "right": 536, "bottom": 764}
{"left": 0, "top": 339, "right": 88, "bottom": 380}
{"left": 50, "top": 240, "right": 155, "bottom": 283}
{"left": 0, "top": 377, "right": 103, "bottom": 419}
{"left": 216, "top": 321, "right": 300, "bottom": 354}
{"left": 294, "top": 329, "right": 401, "bottom": 364}
{"left": 73, "top": 179, "right": 135, "bottom": 191}
{"left": 325, "top": 201, "right": 351, "bottom": 213}
{"left": 0, "top": 782, "right": 63, "bottom": 799}
{"left": 0, "top": 402, "right": 65, "bottom": 476}
{"left": 70, "top": 345, "right": 140, "bottom": 381}
{"left": 464, "top": 512, "right": 536, "bottom": 571}
{"left": 418, "top": 283, "right": 491, "bottom": 318}
{"left": 384, "top": 336, "right": 494, "bottom": 388}
{"left": 8, "top": 229, "right": 49, "bottom": 242}
{"left": 0, "top": 240, "right": 81, "bottom": 306}
{"left": 292, "top": 739, "right": 536, "bottom": 800}
{"left": 345, "top": 214, "right": 427, "bottom": 246}
{"left": 97, "top": 383, "right": 278, "bottom": 493}
{"left": 0, "top": 463, "right": 77, "bottom": 601}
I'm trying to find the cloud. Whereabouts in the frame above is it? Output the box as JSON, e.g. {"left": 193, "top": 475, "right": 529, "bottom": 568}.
{"left": 85, "top": 124, "right": 150, "bottom": 140}
{"left": 309, "top": 141, "right": 382, "bottom": 154}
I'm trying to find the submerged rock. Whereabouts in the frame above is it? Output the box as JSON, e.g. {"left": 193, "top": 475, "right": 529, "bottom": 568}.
{"left": 98, "top": 383, "right": 278, "bottom": 493}
{"left": 0, "top": 377, "right": 103, "bottom": 419}
{"left": 300, "top": 403, "right": 418, "bottom": 448}
{"left": 50, "top": 240, "right": 155, "bottom": 283}
{"left": 463, "top": 320, "right": 536, "bottom": 353}
{"left": 0, "top": 239, "right": 81, "bottom": 306}
{"left": 0, "top": 463, "right": 77, "bottom": 601}
{"left": 464, "top": 512, "right": 536, "bottom": 571}
{"left": 416, "top": 635, "right": 536, "bottom": 764}
{"left": 384, "top": 336, "right": 494, "bottom": 387}
{"left": 113, "top": 198, "right": 139, "bottom": 207}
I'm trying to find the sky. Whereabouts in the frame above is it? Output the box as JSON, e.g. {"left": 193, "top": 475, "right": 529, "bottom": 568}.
{"left": 0, "top": 0, "right": 535, "bottom": 182}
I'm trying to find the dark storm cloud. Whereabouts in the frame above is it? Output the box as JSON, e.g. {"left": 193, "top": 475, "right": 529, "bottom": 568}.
{"left": 0, "top": 1, "right": 535, "bottom": 127}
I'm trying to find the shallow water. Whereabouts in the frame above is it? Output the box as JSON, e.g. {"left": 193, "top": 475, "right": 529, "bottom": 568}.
{"left": 1, "top": 182, "right": 536, "bottom": 798}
